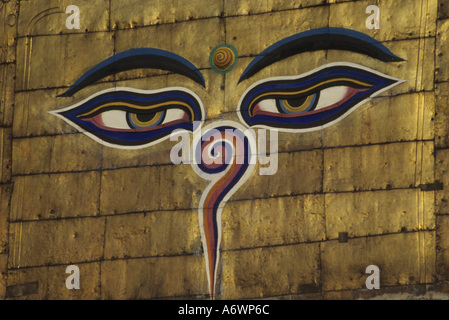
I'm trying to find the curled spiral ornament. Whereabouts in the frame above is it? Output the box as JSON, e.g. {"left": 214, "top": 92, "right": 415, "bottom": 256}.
{"left": 209, "top": 44, "right": 238, "bottom": 74}
{"left": 191, "top": 121, "right": 256, "bottom": 299}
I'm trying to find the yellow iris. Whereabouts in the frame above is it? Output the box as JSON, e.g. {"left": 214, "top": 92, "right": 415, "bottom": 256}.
{"left": 279, "top": 94, "right": 316, "bottom": 113}
{"left": 128, "top": 111, "right": 165, "bottom": 128}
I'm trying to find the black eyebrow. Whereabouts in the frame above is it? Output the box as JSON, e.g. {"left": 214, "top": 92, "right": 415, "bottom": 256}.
{"left": 238, "top": 27, "right": 404, "bottom": 84}
{"left": 58, "top": 48, "right": 205, "bottom": 97}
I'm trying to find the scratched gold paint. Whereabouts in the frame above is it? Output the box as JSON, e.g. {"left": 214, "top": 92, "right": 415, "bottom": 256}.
{"left": 0, "top": 0, "right": 445, "bottom": 300}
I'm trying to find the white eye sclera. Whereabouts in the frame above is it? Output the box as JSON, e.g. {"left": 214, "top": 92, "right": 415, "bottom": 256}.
{"left": 101, "top": 110, "right": 128, "bottom": 129}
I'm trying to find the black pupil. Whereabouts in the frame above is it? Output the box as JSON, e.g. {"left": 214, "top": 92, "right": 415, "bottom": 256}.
{"left": 286, "top": 96, "right": 308, "bottom": 107}
{"left": 136, "top": 112, "right": 156, "bottom": 122}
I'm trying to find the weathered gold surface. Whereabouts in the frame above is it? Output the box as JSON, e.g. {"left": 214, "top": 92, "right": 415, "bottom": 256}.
{"left": 221, "top": 243, "right": 321, "bottom": 299}
{"left": 111, "top": 0, "right": 223, "bottom": 30}
{"left": 10, "top": 172, "right": 100, "bottom": 221}
{"left": 100, "top": 165, "right": 205, "bottom": 215}
{"left": 235, "top": 150, "right": 323, "bottom": 199}
{"left": 226, "top": 6, "right": 329, "bottom": 60}
{"left": 17, "top": 0, "right": 109, "bottom": 36}
{"left": 323, "top": 92, "right": 435, "bottom": 147}
{"left": 6, "top": 263, "right": 100, "bottom": 300}
{"left": 436, "top": 148, "right": 449, "bottom": 214}
{"left": 329, "top": 0, "right": 437, "bottom": 41}
{"left": 12, "top": 134, "right": 102, "bottom": 175}
{"left": 325, "top": 190, "right": 435, "bottom": 239}
{"left": 436, "top": 82, "right": 449, "bottom": 148}
{"left": 224, "top": 0, "right": 325, "bottom": 17}
{"left": 101, "top": 255, "right": 208, "bottom": 299}
{"left": 0, "top": 1, "right": 18, "bottom": 64}
{"left": 13, "top": 83, "right": 114, "bottom": 137}
{"left": 104, "top": 210, "right": 201, "bottom": 259}
{"left": 0, "top": 0, "right": 446, "bottom": 300}
{"left": 0, "top": 64, "right": 14, "bottom": 126}
{"left": 324, "top": 142, "right": 434, "bottom": 192}
{"left": 437, "top": 216, "right": 449, "bottom": 280}
{"left": 321, "top": 231, "right": 435, "bottom": 291}
{"left": 0, "top": 128, "right": 11, "bottom": 184}
{"left": 222, "top": 194, "right": 326, "bottom": 250}
{"left": 0, "top": 254, "right": 6, "bottom": 299}
{"left": 15, "top": 32, "right": 114, "bottom": 91}
{"left": 8, "top": 217, "right": 105, "bottom": 268}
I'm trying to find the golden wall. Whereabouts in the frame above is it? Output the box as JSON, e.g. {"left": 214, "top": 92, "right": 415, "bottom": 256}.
{"left": 0, "top": 0, "right": 448, "bottom": 300}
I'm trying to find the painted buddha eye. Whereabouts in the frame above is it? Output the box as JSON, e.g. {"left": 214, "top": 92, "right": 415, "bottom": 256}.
{"left": 256, "top": 85, "right": 365, "bottom": 115}
{"left": 238, "top": 62, "right": 404, "bottom": 131}
{"left": 50, "top": 87, "right": 204, "bottom": 148}
{"left": 83, "top": 108, "right": 188, "bottom": 131}
{"left": 99, "top": 109, "right": 167, "bottom": 130}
